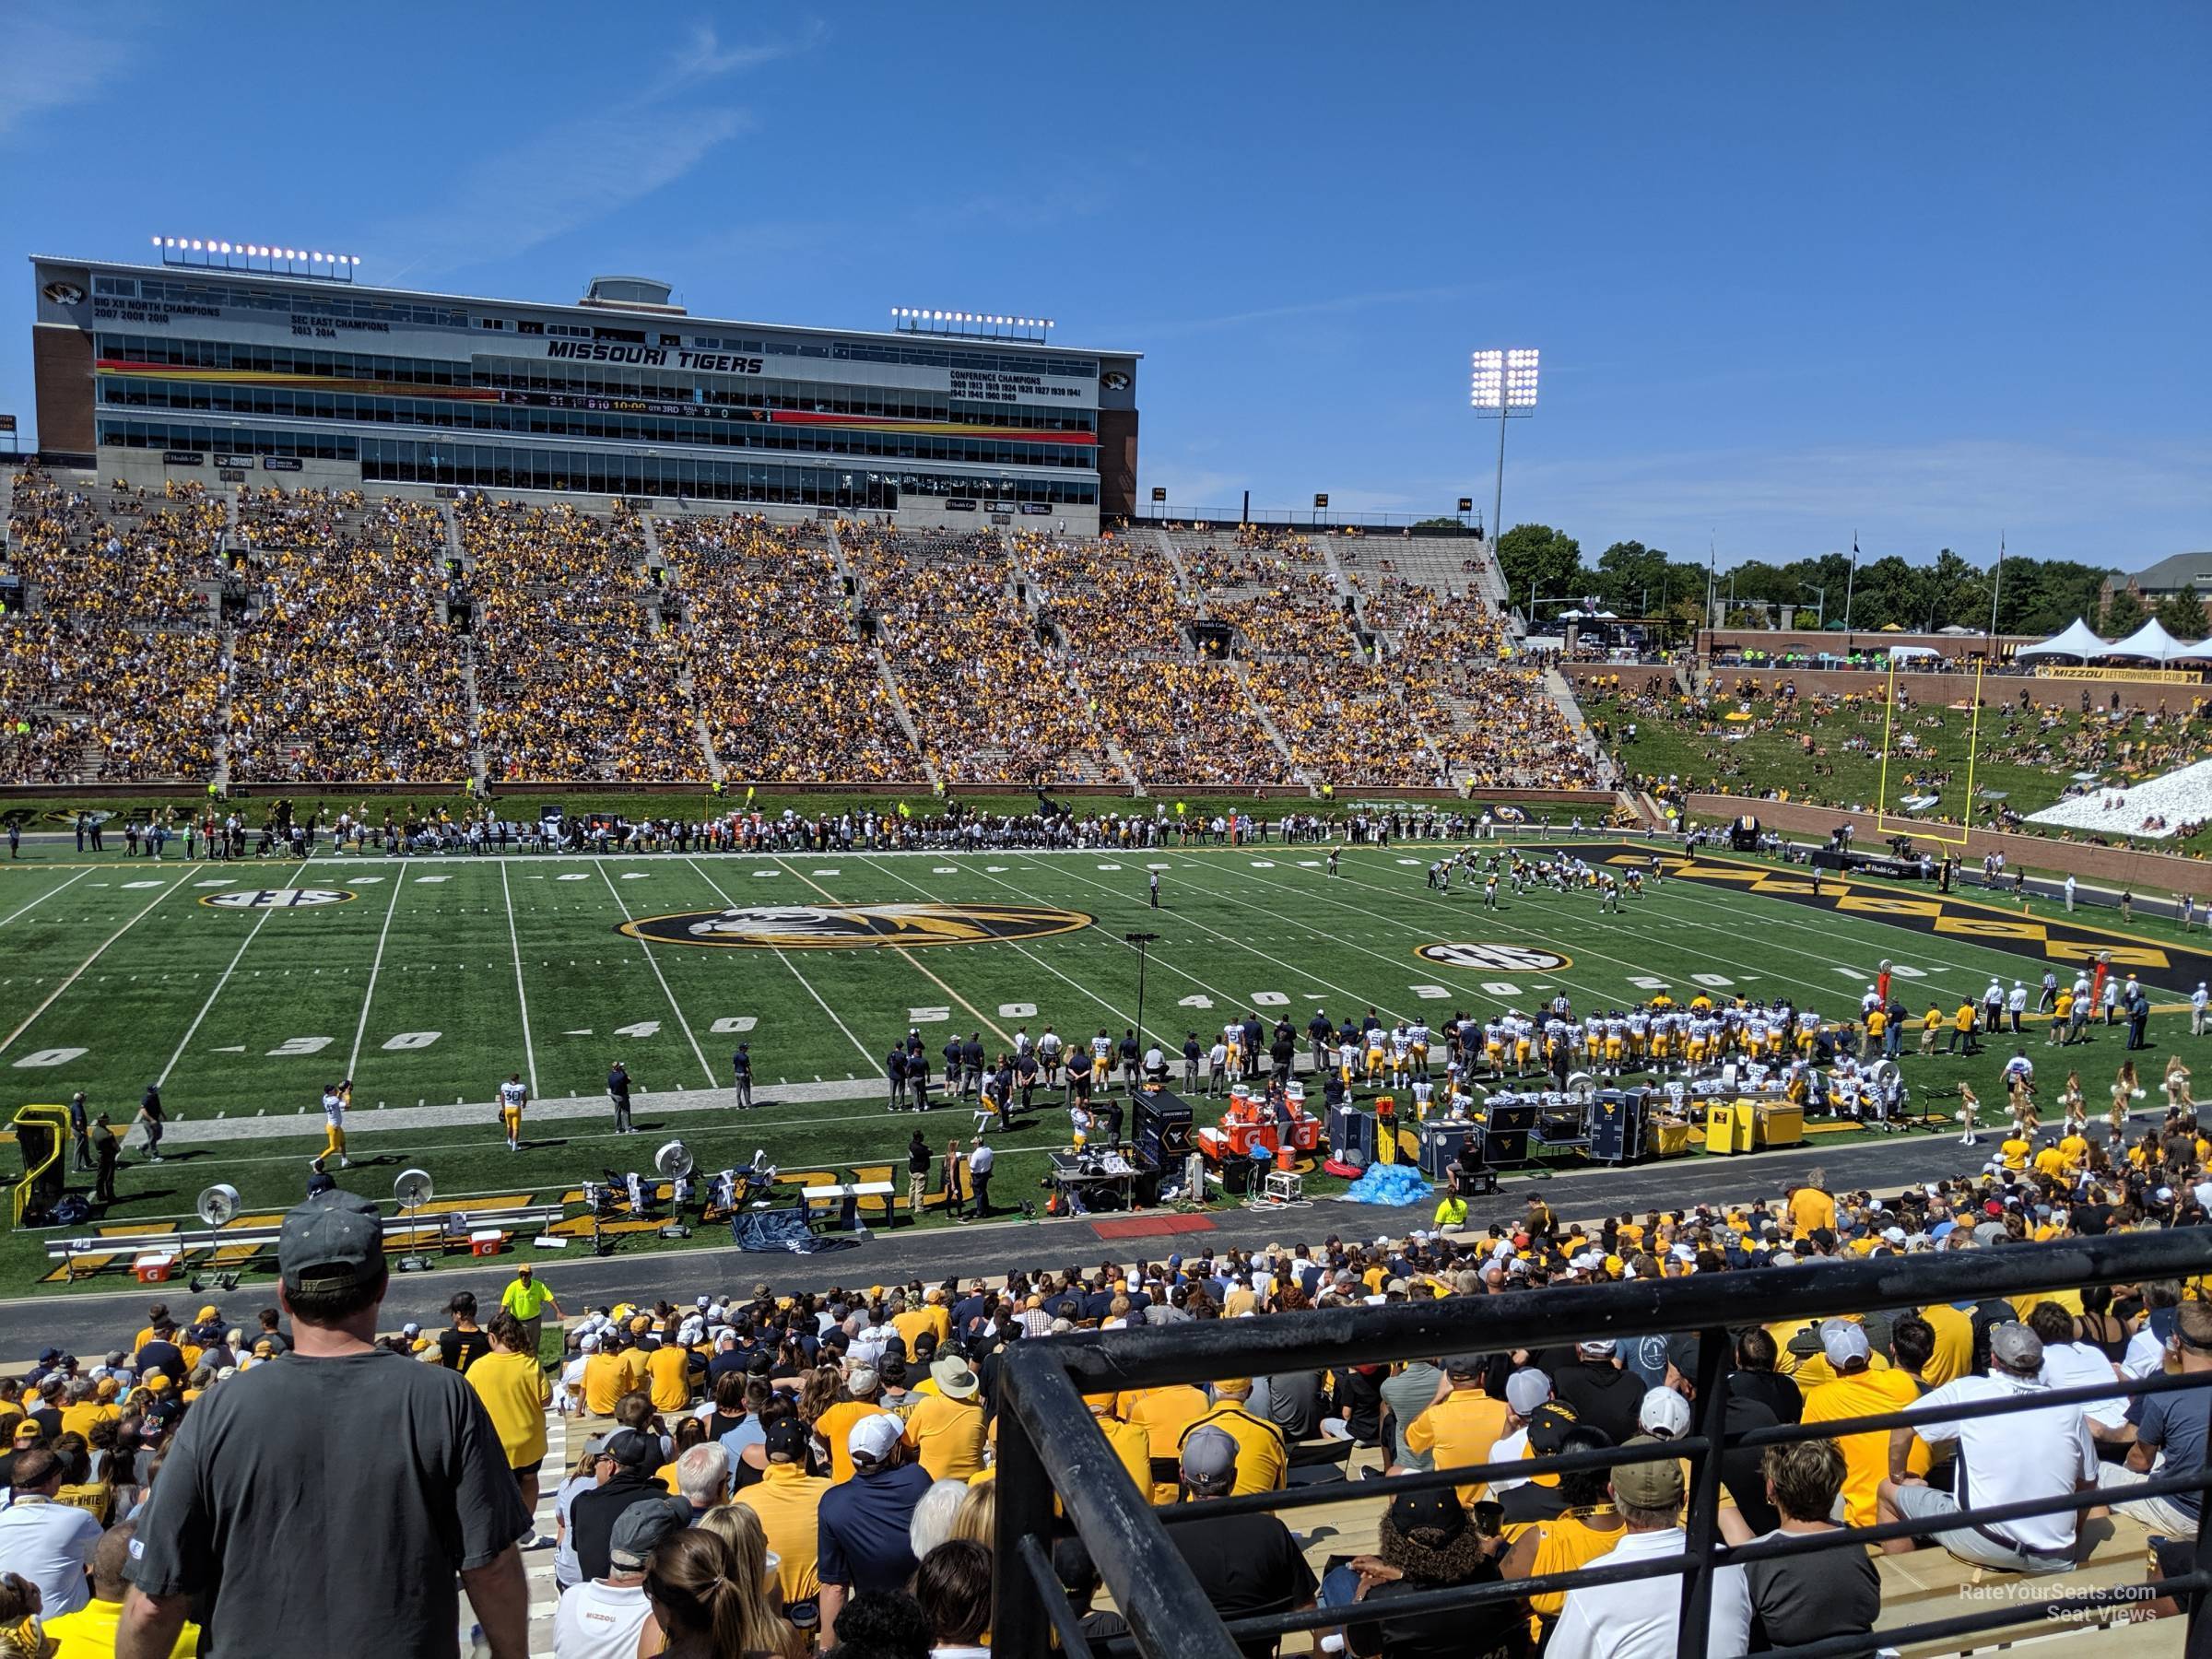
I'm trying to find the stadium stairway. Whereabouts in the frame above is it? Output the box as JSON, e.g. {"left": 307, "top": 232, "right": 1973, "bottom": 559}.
{"left": 872, "top": 647, "right": 942, "bottom": 792}
{"left": 1310, "top": 531, "right": 1354, "bottom": 594}
{"left": 1542, "top": 665, "right": 1618, "bottom": 784}
{"left": 1147, "top": 527, "right": 1196, "bottom": 590}
{"left": 1227, "top": 660, "right": 1312, "bottom": 793}
{"left": 211, "top": 626, "right": 235, "bottom": 794}
{"left": 463, "top": 658, "right": 489, "bottom": 794}
{"left": 441, "top": 501, "right": 465, "bottom": 568}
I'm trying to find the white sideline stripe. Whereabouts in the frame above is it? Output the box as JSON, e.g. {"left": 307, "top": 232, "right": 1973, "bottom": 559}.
{"left": 777, "top": 859, "right": 1013, "bottom": 1045}
{"left": 596, "top": 861, "right": 716, "bottom": 1087}
{"left": 0, "top": 867, "right": 90, "bottom": 927}
{"left": 500, "top": 860, "right": 540, "bottom": 1098}
{"left": 0, "top": 878, "right": 185, "bottom": 1059}
{"left": 345, "top": 869, "right": 407, "bottom": 1080}
{"left": 684, "top": 857, "right": 875, "bottom": 1066}
{"left": 156, "top": 862, "right": 312, "bottom": 1088}
{"left": 864, "top": 853, "right": 1154, "bottom": 1038}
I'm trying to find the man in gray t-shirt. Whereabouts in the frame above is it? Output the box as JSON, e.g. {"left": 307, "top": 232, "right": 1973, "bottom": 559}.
{"left": 120, "top": 1191, "right": 530, "bottom": 1658}
{"left": 1380, "top": 1360, "right": 1443, "bottom": 1468}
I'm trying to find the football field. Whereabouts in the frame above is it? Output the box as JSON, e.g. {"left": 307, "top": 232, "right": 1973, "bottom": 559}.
{"left": 1, "top": 837, "right": 2205, "bottom": 1293}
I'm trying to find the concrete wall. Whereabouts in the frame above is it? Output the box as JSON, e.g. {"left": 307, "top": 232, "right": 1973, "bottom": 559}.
{"left": 1687, "top": 793, "right": 2212, "bottom": 896}
{"left": 64, "top": 450, "right": 1104, "bottom": 537}
{"left": 1569, "top": 664, "right": 2205, "bottom": 715}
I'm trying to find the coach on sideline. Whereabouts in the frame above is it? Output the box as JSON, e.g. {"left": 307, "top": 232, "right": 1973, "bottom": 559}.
{"left": 117, "top": 1191, "right": 531, "bottom": 1658}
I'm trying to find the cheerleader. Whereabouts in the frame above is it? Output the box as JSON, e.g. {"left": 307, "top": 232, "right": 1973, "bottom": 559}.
{"left": 2164, "top": 1053, "right": 2194, "bottom": 1112}
{"left": 2110, "top": 1062, "right": 2142, "bottom": 1148}
{"left": 2060, "top": 1072, "right": 2088, "bottom": 1139}
{"left": 1957, "top": 1081, "right": 1982, "bottom": 1147}
{"left": 2003, "top": 1051, "right": 2039, "bottom": 1135}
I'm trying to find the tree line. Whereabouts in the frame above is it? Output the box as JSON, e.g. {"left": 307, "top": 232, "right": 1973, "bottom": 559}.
{"left": 1487, "top": 525, "right": 2183, "bottom": 640}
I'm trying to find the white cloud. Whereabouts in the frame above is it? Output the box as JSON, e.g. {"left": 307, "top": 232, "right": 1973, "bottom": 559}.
{"left": 373, "top": 19, "right": 823, "bottom": 278}
{"left": 376, "top": 108, "right": 752, "bottom": 279}
{"left": 0, "top": 18, "right": 131, "bottom": 143}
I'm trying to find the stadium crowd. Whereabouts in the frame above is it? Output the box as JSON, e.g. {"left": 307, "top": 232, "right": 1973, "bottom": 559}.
{"left": 0, "top": 473, "right": 226, "bottom": 782}
{"left": 4, "top": 476, "right": 1614, "bottom": 795}
{"left": 463, "top": 500, "right": 699, "bottom": 782}
{"left": 228, "top": 489, "right": 474, "bottom": 781}
{"left": 663, "top": 515, "right": 920, "bottom": 784}
{"left": 6, "top": 1140, "right": 2207, "bottom": 1659}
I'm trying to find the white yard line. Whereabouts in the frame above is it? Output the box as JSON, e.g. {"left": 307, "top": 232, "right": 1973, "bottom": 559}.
{"left": 0, "top": 877, "right": 187, "bottom": 1058}
{"left": 500, "top": 860, "right": 540, "bottom": 1098}
{"left": 595, "top": 862, "right": 716, "bottom": 1086}
{"left": 0, "top": 867, "right": 91, "bottom": 927}
{"left": 904, "top": 855, "right": 1245, "bottom": 1043}
{"left": 773, "top": 859, "right": 1013, "bottom": 1044}
{"left": 344, "top": 871, "right": 407, "bottom": 1081}
{"left": 1011, "top": 852, "right": 1424, "bottom": 1024}
{"left": 683, "top": 858, "right": 876, "bottom": 1066}
{"left": 154, "top": 862, "right": 314, "bottom": 1088}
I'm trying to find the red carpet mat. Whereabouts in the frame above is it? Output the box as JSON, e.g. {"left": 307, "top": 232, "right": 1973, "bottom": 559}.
{"left": 1090, "top": 1213, "right": 1218, "bottom": 1241}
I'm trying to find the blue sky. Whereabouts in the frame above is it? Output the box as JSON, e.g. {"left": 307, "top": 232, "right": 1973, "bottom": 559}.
{"left": 4, "top": 2, "right": 2206, "bottom": 570}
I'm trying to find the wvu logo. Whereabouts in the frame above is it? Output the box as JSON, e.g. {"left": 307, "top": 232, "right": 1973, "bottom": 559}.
{"left": 1416, "top": 942, "right": 1572, "bottom": 972}
{"left": 619, "top": 902, "right": 1093, "bottom": 950}
{"left": 201, "top": 888, "right": 356, "bottom": 909}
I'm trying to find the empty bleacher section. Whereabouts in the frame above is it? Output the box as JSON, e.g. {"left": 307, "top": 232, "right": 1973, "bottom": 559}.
{"left": 659, "top": 514, "right": 921, "bottom": 782}
{"left": 0, "top": 472, "right": 226, "bottom": 782}
{"left": 0, "top": 471, "right": 1606, "bottom": 792}
{"left": 227, "top": 489, "right": 474, "bottom": 782}
{"left": 463, "top": 500, "right": 701, "bottom": 782}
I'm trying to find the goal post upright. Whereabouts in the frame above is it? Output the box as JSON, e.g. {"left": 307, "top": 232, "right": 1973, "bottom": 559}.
{"left": 1873, "top": 653, "right": 1983, "bottom": 849}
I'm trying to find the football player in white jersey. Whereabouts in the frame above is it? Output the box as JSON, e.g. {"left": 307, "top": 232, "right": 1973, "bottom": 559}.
{"left": 498, "top": 1072, "right": 528, "bottom": 1151}
{"left": 313, "top": 1079, "right": 351, "bottom": 1171}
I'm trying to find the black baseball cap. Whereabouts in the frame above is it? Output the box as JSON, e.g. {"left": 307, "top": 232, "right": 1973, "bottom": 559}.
{"left": 599, "top": 1430, "right": 657, "bottom": 1470}
{"left": 764, "top": 1418, "right": 807, "bottom": 1460}
{"left": 1387, "top": 1487, "right": 1468, "bottom": 1542}
{"left": 278, "top": 1192, "right": 383, "bottom": 1296}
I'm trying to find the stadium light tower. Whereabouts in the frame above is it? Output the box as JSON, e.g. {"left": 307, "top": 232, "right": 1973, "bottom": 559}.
{"left": 1470, "top": 348, "right": 1538, "bottom": 569}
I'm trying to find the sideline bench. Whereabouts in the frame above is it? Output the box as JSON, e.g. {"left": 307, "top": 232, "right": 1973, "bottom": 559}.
{"left": 43, "top": 1202, "right": 571, "bottom": 1281}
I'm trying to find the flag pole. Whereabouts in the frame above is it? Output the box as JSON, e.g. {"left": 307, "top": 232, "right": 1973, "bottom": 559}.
{"left": 1843, "top": 534, "right": 1858, "bottom": 653}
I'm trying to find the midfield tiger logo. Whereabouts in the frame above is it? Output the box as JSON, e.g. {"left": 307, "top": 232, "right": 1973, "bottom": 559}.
{"left": 618, "top": 901, "right": 1093, "bottom": 949}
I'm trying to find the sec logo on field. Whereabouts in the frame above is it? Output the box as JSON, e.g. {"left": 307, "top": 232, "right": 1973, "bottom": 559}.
{"left": 619, "top": 901, "right": 1092, "bottom": 949}
{"left": 1415, "top": 942, "right": 1573, "bottom": 972}
{"left": 200, "top": 888, "right": 358, "bottom": 910}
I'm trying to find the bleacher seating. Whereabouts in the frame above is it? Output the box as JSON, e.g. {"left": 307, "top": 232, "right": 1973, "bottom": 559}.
{"left": 0, "top": 472, "right": 1603, "bottom": 791}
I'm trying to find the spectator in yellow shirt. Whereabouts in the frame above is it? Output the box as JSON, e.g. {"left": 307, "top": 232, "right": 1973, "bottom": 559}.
{"left": 1179, "top": 1380, "right": 1287, "bottom": 1497}
{"left": 1394, "top": 1355, "right": 1512, "bottom": 1503}
{"left": 42, "top": 1521, "right": 201, "bottom": 1659}
{"left": 580, "top": 1334, "right": 630, "bottom": 1418}
{"left": 737, "top": 1418, "right": 831, "bottom": 1607}
{"left": 645, "top": 1340, "right": 693, "bottom": 1414}
{"left": 903, "top": 1358, "right": 987, "bottom": 1480}
{"left": 815, "top": 1369, "right": 893, "bottom": 1486}
{"left": 1799, "top": 1321, "right": 1929, "bottom": 1525}
{"left": 1783, "top": 1171, "right": 1834, "bottom": 1242}
{"left": 468, "top": 1312, "right": 553, "bottom": 1544}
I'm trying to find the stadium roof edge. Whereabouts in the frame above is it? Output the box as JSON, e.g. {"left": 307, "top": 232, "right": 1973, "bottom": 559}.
{"left": 28, "top": 253, "right": 1141, "bottom": 360}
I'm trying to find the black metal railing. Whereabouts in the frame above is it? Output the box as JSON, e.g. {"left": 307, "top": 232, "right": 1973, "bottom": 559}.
{"left": 995, "top": 1230, "right": 2212, "bottom": 1659}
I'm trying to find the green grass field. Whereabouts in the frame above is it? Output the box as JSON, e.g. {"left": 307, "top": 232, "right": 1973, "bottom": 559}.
{"left": 1583, "top": 690, "right": 2212, "bottom": 849}
{"left": 2, "top": 837, "right": 2204, "bottom": 1294}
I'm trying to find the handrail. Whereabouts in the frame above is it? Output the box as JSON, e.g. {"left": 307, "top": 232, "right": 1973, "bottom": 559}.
{"left": 994, "top": 1229, "right": 2212, "bottom": 1659}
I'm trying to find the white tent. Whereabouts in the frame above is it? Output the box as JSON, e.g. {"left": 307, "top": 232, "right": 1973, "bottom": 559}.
{"left": 2014, "top": 618, "right": 2108, "bottom": 661}
{"left": 1882, "top": 644, "right": 1939, "bottom": 659}
{"left": 2105, "top": 618, "right": 2187, "bottom": 663}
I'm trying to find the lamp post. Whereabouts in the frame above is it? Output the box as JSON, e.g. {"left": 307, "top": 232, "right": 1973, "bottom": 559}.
{"left": 1470, "top": 349, "right": 1538, "bottom": 598}
{"left": 1124, "top": 931, "right": 1160, "bottom": 1049}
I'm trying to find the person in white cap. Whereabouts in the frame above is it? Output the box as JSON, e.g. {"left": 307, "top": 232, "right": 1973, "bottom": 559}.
{"left": 815, "top": 1413, "right": 931, "bottom": 1639}
{"left": 1875, "top": 1322, "right": 2096, "bottom": 1573}
{"left": 2194, "top": 982, "right": 2210, "bottom": 1038}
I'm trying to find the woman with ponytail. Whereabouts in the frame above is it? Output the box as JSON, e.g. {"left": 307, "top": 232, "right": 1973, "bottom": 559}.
{"left": 640, "top": 1525, "right": 800, "bottom": 1659}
